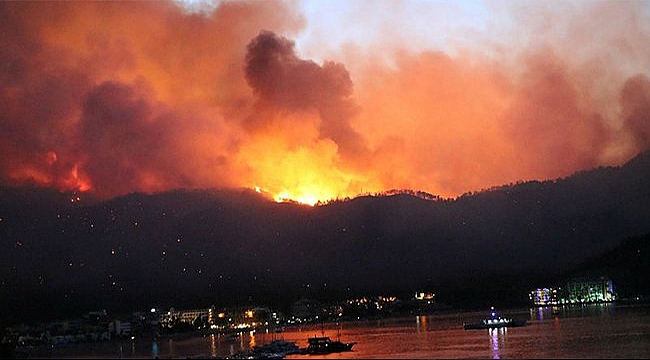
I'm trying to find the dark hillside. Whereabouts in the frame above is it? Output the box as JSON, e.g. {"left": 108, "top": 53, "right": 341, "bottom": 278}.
{"left": 1, "top": 151, "right": 650, "bottom": 322}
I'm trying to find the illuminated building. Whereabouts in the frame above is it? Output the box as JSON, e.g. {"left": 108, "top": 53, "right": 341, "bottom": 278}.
{"left": 159, "top": 306, "right": 215, "bottom": 328}
{"left": 414, "top": 292, "right": 435, "bottom": 301}
{"left": 529, "top": 287, "right": 562, "bottom": 306}
{"left": 529, "top": 277, "right": 616, "bottom": 305}
{"left": 566, "top": 277, "right": 615, "bottom": 303}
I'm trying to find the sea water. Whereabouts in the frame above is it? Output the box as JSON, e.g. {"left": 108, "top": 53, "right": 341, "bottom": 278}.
{"left": 24, "top": 303, "right": 650, "bottom": 359}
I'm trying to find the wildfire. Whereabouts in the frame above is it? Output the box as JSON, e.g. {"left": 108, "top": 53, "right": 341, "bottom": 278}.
{"left": 3, "top": 2, "right": 646, "bottom": 202}
{"left": 237, "top": 121, "right": 377, "bottom": 206}
{"left": 64, "top": 164, "right": 92, "bottom": 192}
{"left": 273, "top": 190, "right": 323, "bottom": 207}
{"left": 8, "top": 152, "right": 92, "bottom": 194}
{"left": 253, "top": 186, "right": 336, "bottom": 207}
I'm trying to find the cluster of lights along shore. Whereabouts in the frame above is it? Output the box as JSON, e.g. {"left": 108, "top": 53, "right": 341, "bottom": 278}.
{"left": 8, "top": 293, "right": 443, "bottom": 346}
{"left": 158, "top": 307, "right": 277, "bottom": 332}
{"left": 7, "top": 279, "right": 625, "bottom": 348}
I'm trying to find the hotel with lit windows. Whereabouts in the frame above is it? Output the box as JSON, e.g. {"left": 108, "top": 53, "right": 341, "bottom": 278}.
{"left": 530, "top": 277, "right": 616, "bottom": 306}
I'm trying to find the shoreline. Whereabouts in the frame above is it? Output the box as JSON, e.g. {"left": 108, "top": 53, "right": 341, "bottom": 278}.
{"left": 13, "top": 302, "right": 650, "bottom": 359}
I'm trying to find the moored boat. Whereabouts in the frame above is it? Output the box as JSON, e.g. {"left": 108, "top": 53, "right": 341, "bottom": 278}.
{"left": 302, "top": 336, "right": 356, "bottom": 354}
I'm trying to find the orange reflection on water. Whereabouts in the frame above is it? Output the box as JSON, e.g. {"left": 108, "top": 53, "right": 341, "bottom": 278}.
{"left": 416, "top": 315, "right": 428, "bottom": 333}
{"left": 249, "top": 330, "right": 256, "bottom": 348}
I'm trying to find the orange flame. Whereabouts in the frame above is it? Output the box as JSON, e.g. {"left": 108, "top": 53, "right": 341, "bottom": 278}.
{"left": 239, "top": 123, "right": 380, "bottom": 206}
{"left": 63, "top": 164, "right": 92, "bottom": 192}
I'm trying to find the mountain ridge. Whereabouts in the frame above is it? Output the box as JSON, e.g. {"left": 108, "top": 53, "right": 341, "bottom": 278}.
{"left": 1, "top": 150, "right": 650, "bottom": 322}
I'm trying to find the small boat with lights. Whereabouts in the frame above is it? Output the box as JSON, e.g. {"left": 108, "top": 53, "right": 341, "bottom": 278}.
{"left": 463, "top": 307, "right": 527, "bottom": 330}
{"left": 301, "top": 336, "right": 356, "bottom": 354}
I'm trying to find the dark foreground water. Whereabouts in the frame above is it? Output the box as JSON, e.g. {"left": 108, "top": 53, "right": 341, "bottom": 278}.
{"left": 24, "top": 303, "right": 650, "bottom": 358}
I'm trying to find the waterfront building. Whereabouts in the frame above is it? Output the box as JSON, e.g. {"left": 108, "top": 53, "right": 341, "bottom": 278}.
{"left": 529, "top": 287, "right": 562, "bottom": 306}
{"left": 412, "top": 291, "right": 441, "bottom": 313}
{"left": 159, "top": 307, "right": 214, "bottom": 329}
{"left": 414, "top": 292, "right": 435, "bottom": 301}
{"left": 529, "top": 277, "right": 616, "bottom": 305}
{"left": 566, "top": 277, "right": 616, "bottom": 303}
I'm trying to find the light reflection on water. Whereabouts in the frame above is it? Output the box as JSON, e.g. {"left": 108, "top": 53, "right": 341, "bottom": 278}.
{"left": 28, "top": 303, "right": 650, "bottom": 359}
{"left": 249, "top": 330, "right": 256, "bottom": 348}
{"left": 488, "top": 327, "right": 506, "bottom": 359}
{"left": 209, "top": 334, "right": 216, "bottom": 358}
{"left": 151, "top": 340, "right": 159, "bottom": 359}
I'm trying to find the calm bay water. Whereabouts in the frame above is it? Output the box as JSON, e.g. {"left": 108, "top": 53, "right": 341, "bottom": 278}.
{"left": 28, "top": 303, "right": 650, "bottom": 359}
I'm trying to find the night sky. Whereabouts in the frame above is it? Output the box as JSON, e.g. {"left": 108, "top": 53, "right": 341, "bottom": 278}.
{"left": 2, "top": 0, "right": 650, "bottom": 205}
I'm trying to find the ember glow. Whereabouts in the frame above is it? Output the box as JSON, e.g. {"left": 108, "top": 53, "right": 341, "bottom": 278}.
{"left": 1, "top": 1, "right": 650, "bottom": 203}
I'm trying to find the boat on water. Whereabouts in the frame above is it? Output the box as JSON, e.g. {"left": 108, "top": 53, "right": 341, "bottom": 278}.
{"left": 302, "top": 336, "right": 356, "bottom": 354}
{"left": 463, "top": 307, "right": 527, "bottom": 330}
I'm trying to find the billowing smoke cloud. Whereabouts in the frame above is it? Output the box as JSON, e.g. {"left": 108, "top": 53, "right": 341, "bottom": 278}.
{"left": 621, "top": 75, "right": 650, "bottom": 151}
{"left": 1, "top": 0, "right": 649, "bottom": 201}
{"left": 0, "top": 1, "right": 304, "bottom": 198}
{"left": 244, "top": 31, "right": 365, "bottom": 158}
{"left": 345, "top": 1, "right": 650, "bottom": 195}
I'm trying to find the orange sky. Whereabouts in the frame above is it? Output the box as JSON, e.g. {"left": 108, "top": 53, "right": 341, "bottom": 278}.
{"left": 1, "top": 1, "right": 650, "bottom": 204}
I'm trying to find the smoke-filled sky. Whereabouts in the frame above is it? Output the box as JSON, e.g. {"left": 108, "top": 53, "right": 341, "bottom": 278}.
{"left": 2, "top": 0, "right": 650, "bottom": 204}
